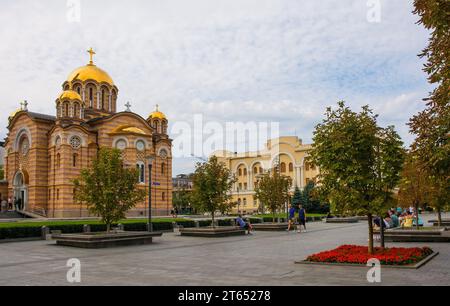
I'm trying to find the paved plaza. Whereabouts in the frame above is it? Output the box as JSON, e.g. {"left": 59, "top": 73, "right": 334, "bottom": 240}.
{"left": 0, "top": 213, "right": 449, "bottom": 286}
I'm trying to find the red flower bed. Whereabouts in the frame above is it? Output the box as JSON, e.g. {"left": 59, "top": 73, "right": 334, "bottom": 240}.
{"left": 306, "top": 245, "right": 433, "bottom": 266}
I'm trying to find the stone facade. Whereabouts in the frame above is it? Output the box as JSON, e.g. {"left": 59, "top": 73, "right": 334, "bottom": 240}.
{"left": 213, "top": 136, "right": 319, "bottom": 214}
{"left": 2, "top": 51, "right": 172, "bottom": 218}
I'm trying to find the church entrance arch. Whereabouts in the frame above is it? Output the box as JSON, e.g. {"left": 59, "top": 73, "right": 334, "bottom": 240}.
{"left": 13, "top": 171, "right": 28, "bottom": 211}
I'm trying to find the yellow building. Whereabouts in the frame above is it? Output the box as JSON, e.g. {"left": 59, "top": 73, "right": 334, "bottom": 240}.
{"left": 213, "top": 136, "right": 319, "bottom": 214}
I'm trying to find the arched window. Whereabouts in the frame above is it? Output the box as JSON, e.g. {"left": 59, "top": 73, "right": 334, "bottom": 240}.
{"left": 162, "top": 192, "right": 166, "bottom": 201}
{"left": 161, "top": 163, "right": 165, "bottom": 175}
{"left": 238, "top": 168, "right": 242, "bottom": 176}
{"left": 65, "top": 103, "right": 69, "bottom": 117}
{"left": 305, "top": 162, "right": 310, "bottom": 171}
{"left": 289, "top": 163, "right": 294, "bottom": 172}
{"left": 154, "top": 121, "right": 159, "bottom": 133}
{"left": 243, "top": 198, "right": 247, "bottom": 206}
{"left": 311, "top": 163, "right": 316, "bottom": 171}
{"left": 89, "top": 88, "right": 93, "bottom": 107}
{"left": 73, "top": 153, "right": 78, "bottom": 167}
{"left": 253, "top": 167, "right": 258, "bottom": 174}
{"left": 136, "top": 163, "right": 145, "bottom": 183}
{"left": 101, "top": 89, "right": 106, "bottom": 110}
{"left": 73, "top": 103, "right": 80, "bottom": 118}
{"left": 259, "top": 167, "right": 263, "bottom": 173}
{"left": 280, "top": 162, "right": 286, "bottom": 173}
{"left": 243, "top": 168, "right": 247, "bottom": 176}
{"left": 56, "top": 153, "right": 61, "bottom": 168}
{"left": 70, "top": 136, "right": 81, "bottom": 149}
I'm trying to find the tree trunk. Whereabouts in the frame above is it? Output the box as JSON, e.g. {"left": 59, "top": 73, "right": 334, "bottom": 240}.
{"left": 106, "top": 223, "right": 111, "bottom": 233}
{"left": 368, "top": 213, "right": 374, "bottom": 255}
{"left": 437, "top": 206, "right": 442, "bottom": 227}
{"left": 211, "top": 211, "right": 215, "bottom": 229}
{"left": 273, "top": 210, "right": 276, "bottom": 223}
{"left": 380, "top": 214, "right": 385, "bottom": 248}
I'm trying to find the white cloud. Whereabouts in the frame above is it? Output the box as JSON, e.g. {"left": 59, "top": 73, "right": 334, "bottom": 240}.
{"left": 0, "top": 0, "right": 431, "bottom": 174}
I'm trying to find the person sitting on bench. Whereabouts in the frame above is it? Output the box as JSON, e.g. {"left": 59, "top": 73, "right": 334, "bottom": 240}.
{"left": 236, "top": 215, "right": 253, "bottom": 235}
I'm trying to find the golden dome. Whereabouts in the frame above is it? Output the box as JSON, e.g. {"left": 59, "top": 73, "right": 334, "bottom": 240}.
{"left": 9, "top": 108, "right": 22, "bottom": 119}
{"left": 110, "top": 125, "right": 148, "bottom": 135}
{"left": 148, "top": 104, "right": 167, "bottom": 120}
{"left": 59, "top": 90, "right": 82, "bottom": 101}
{"left": 67, "top": 64, "right": 114, "bottom": 85}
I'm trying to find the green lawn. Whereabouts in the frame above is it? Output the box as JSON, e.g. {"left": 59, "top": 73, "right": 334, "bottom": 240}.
{"left": 0, "top": 218, "right": 189, "bottom": 229}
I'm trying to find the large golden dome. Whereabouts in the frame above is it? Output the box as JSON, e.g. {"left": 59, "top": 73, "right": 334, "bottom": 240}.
{"left": 66, "top": 48, "right": 115, "bottom": 85}
{"left": 67, "top": 64, "right": 114, "bottom": 85}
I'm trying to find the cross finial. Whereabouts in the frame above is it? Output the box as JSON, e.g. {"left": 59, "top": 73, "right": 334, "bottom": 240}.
{"left": 87, "top": 47, "right": 96, "bottom": 65}
{"left": 125, "top": 101, "right": 132, "bottom": 112}
{"left": 155, "top": 104, "right": 159, "bottom": 111}
{"left": 20, "top": 100, "right": 28, "bottom": 111}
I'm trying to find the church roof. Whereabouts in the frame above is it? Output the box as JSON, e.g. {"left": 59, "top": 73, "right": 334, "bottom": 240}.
{"left": 27, "top": 112, "right": 56, "bottom": 122}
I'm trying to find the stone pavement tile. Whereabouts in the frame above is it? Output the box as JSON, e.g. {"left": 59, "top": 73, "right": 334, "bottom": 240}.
{"left": 0, "top": 213, "right": 449, "bottom": 286}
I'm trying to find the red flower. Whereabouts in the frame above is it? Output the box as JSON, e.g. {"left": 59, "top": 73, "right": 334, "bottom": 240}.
{"left": 306, "top": 245, "right": 432, "bottom": 265}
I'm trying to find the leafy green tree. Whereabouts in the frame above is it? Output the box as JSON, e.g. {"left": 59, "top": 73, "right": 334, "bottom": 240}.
{"left": 173, "top": 188, "right": 192, "bottom": 213}
{"left": 254, "top": 167, "right": 292, "bottom": 223}
{"left": 309, "top": 102, "right": 404, "bottom": 254}
{"left": 300, "top": 181, "right": 330, "bottom": 214}
{"left": 190, "top": 156, "right": 236, "bottom": 227}
{"left": 409, "top": 0, "right": 449, "bottom": 216}
{"left": 0, "top": 165, "right": 4, "bottom": 180}
{"left": 73, "top": 148, "right": 146, "bottom": 232}
{"left": 398, "top": 155, "right": 431, "bottom": 229}
{"left": 291, "top": 187, "right": 302, "bottom": 209}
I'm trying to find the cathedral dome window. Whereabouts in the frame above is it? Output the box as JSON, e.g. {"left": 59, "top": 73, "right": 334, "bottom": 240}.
{"left": 70, "top": 136, "right": 82, "bottom": 149}
{"left": 21, "top": 137, "right": 30, "bottom": 156}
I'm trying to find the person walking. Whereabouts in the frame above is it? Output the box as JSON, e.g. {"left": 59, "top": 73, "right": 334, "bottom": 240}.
{"left": 1, "top": 198, "right": 7, "bottom": 213}
{"left": 298, "top": 205, "right": 307, "bottom": 233}
{"left": 287, "top": 205, "right": 297, "bottom": 232}
{"left": 8, "top": 197, "right": 12, "bottom": 211}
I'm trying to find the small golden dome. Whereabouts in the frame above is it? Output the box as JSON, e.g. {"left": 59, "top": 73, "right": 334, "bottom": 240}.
{"left": 148, "top": 104, "right": 167, "bottom": 120}
{"left": 67, "top": 64, "right": 114, "bottom": 86}
{"left": 59, "top": 90, "right": 82, "bottom": 101}
{"left": 9, "top": 108, "right": 22, "bottom": 119}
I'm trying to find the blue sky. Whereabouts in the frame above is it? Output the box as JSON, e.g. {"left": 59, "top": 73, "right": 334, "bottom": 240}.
{"left": 0, "top": 0, "right": 431, "bottom": 174}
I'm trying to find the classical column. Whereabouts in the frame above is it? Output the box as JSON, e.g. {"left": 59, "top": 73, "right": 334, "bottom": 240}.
{"left": 97, "top": 87, "right": 101, "bottom": 109}
{"left": 82, "top": 86, "right": 86, "bottom": 103}
{"left": 108, "top": 89, "right": 112, "bottom": 112}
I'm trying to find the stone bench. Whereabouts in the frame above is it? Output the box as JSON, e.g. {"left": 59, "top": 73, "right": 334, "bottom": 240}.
{"left": 52, "top": 231, "right": 163, "bottom": 248}
{"left": 179, "top": 226, "right": 246, "bottom": 238}
{"left": 325, "top": 217, "right": 359, "bottom": 224}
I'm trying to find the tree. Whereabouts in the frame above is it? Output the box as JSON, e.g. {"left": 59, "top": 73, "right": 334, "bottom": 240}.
{"left": 190, "top": 156, "right": 236, "bottom": 227}
{"left": 292, "top": 187, "right": 302, "bottom": 209}
{"left": 409, "top": 0, "right": 449, "bottom": 219}
{"left": 309, "top": 102, "right": 404, "bottom": 254}
{"left": 173, "top": 188, "right": 192, "bottom": 213}
{"left": 0, "top": 165, "right": 4, "bottom": 180}
{"left": 300, "top": 181, "right": 330, "bottom": 214}
{"left": 398, "top": 155, "right": 431, "bottom": 229}
{"left": 73, "top": 148, "right": 146, "bottom": 232}
{"left": 254, "top": 167, "right": 292, "bottom": 223}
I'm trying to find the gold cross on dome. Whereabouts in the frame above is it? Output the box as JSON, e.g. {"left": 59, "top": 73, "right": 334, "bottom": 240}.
{"left": 155, "top": 104, "right": 159, "bottom": 111}
{"left": 87, "top": 48, "right": 96, "bottom": 64}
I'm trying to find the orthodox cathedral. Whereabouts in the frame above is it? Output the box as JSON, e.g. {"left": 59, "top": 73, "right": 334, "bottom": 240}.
{"left": 2, "top": 49, "right": 172, "bottom": 218}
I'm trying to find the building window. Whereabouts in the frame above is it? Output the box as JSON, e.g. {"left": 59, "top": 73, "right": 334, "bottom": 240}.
{"left": 162, "top": 192, "right": 166, "bottom": 201}
{"left": 243, "top": 198, "right": 247, "bottom": 207}
{"left": 89, "top": 88, "right": 93, "bottom": 106}
{"left": 101, "top": 89, "right": 105, "bottom": 110}
{"left": 136, "top": 140, "right": 145, "bottom": 152}
{"left": 244, "top": 183, "right": 247, "bottom": 190}
{"left": 243, "top": 168, "right": 247, "bottom": 176}
{"left": 305, "top": 162, "right": 310, "bottom": 171}
{"left": 70, "top": 136, "right": 81, "bottom": 149}
{"left": 289, "top": 163, "right": 294, "bottom": 172}
{"left": 238, "top": 168, "right": 242, "bottom": 176}
{"left": 161, "top": 163, "right": 165, "bottom": 175}
{"left": 73, "top": 154, "right": 78, "bottom": 167}
{"left": 56, "top": 153, "right": 61, "bottom": 168}
{"left": 115, "top": 139, "right": 127, "bottom": 150}
{"left": 253, "top": 167, "right": 258, "bottom": 174}
{"left": 280, "top": 162, "right": 286, "bottom": 173}
{"left": 136, "top": 163, "right": 145, "bottom": 183}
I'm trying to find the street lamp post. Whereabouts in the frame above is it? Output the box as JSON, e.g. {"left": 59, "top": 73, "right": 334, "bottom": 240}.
{"left": 147, "top": 156, "right": 155, "bottom": 232}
